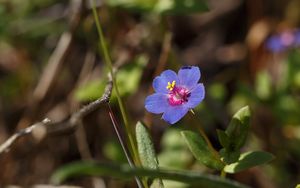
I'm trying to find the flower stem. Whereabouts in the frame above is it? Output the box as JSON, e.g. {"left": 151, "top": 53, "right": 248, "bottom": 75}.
{"left": 190, "top": 110, "right": 226, "bottom": 176}
{"left": 220, "top": 169, "right": 226, "bottom": 178}
{"left": 197, "top": 125, "right": 221, "bottom": 159}
{"left": 90, "top": 0, "right": 139, "bottom": 164}
{"left": 107, "top": 104, "right": 144, "bottom": 188}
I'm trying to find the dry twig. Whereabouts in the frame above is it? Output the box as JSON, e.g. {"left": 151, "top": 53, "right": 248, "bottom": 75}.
{"left": 0, "top": 75, "right": 113, "bottom": 155}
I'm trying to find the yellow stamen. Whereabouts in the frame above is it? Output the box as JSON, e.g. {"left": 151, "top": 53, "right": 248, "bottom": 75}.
{"left": 166, "top": 80, "right": 176, "bottom": 91}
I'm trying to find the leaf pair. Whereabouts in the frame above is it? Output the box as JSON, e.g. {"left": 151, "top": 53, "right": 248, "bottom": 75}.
{"left": 181, "top": 106, "right": 274, "bottom": 174}
{"left": 219, "top": 106, "right": 273, "bottom": 174}
{"left": 217, "top": 106, "right": 251, "bottom": 164}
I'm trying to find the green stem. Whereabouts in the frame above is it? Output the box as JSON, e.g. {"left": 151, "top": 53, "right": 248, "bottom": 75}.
{"left": 192, "top": 112, "right": 227, "bottom": 178}
{"left": 91, "top": 0, "right": 139, "bottom": 165}
{"left": 220, "top": 170, "right": 226, "bottom": 178}
{"left": 197, "top": 125, "right": 223, "bottom": 161}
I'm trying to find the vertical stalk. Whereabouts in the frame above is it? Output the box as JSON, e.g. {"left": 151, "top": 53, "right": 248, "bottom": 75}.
{"left": 197, "top": 125, "right": 221, "bottom": 159}
{"left": 90, "top": 0, "right": 139, "bottom": 163}
{"left": 220, "top": 170, "right": 226, "bottom": 178}
{"left": 107, "top": 104, "right": 144, "bottom": 188}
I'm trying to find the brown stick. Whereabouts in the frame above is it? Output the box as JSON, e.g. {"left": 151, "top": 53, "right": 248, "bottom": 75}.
{"left": 0, "top": 75, "right": 113, "bottom": 155}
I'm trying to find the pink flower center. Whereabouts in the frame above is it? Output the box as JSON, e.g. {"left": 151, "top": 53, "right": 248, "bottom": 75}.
{"left": 168, "top": 86, "right": 190, "bottom": 106}
{"left": 281, "top": 32, "right": 295, "bottom": 46}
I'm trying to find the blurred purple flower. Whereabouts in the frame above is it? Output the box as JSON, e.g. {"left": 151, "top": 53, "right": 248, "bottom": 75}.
{"left": 266, "top": 29, "right": 300, "bottom": 52}
{"left": 145, "top": 66, "right": 205, "bottom": 124}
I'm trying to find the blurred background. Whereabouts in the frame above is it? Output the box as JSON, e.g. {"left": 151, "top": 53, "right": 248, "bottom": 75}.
{"left": 1, "top": 0, "right": 300, "bottom": 187}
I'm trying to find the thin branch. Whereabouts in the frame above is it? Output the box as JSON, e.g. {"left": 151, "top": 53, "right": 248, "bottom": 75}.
{"left": 0, "top": 75, "right": 113, "bottom": 155}
{"left": 49, "top": 75, "right": 113, "bottom": 135}
{"left": 0, "top": 118, "right": 51, "bottom": 153}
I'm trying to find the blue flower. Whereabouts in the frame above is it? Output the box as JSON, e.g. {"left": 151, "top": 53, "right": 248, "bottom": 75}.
{"left": 145, "top": 66, "right": 205, "bottom": 124}
{"left": 266, "top": 29, "right": 300, "bottom": 52}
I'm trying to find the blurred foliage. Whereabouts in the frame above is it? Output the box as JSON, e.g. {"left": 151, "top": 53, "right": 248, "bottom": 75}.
{"left": 103, "top": 139, "right": 127, "bottom": 163}
{"left": 226, "top": 49, "right": 300, "bottom": 186}
{"left": 74, "top": 79, "right": 107, "bottom": 101}
{"left": 158, "top": 129, "right": 193, "bottom": 170}
{"left": 106, "top": 0, "right": 209, "bottom": 15}
{"left": 74, "top": 54, "right": 148, "bottom": 102}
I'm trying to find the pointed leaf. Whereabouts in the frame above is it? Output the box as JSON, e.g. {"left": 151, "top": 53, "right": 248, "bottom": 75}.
{"left": 226, "top": 106, "right": 251, "bottom": 151}
{"left": 136, "top": 121, "right": 164, "bottom": 187}
{"left": 51, "top": 161, "right": 249, "bottom": 188}
{"left": 216, "top": 129, "right": 229, "bottom": 148}
{"left": 181, "top": 131, "right": 225, "bottom": 170}
{"left": 224, "top": 151, "right": 274, "bottom": 174}
{"left": 136, "top": 121, "right": 159, "bottom": 170}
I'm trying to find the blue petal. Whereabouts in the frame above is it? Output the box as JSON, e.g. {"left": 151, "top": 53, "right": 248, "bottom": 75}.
{"left": 178, "top": 66, "right": 200, "bottom": 89}
{"left": 185, "top": 83, "right": 205, "bottom": 108}
{"left": 162, "top": 106, "right": 189, "bottom": 124}
{"left": 145, "top": 93, "right": 169, "bottom": 114}
{"left": 266, "top": 35, "right": 286, "bottom": 52}
{"left": 153, "top": 70, "right": 179, "bottom": 93}
{"left": 294, "top": 30, "right": 300, "bottom": 47}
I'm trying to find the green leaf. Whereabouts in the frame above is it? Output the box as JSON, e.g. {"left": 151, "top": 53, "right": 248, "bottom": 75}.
{"left": 226, "top": 106, "right": 251, "bottom": 151}
{"left": 216, "top": 129, "right": 229, "bottom": 149}
{"left": 51, "top": 161, "right": 249, "bottom": 188}
{"left": 150, "top": 179, "right": 165, "bottom": 188}
{"left": 136, "top": 121, "right": 164, "bottom": 187}
{"left": 295, "top": 184, "right": 300, "bottom": 188}
{"left": 181, "top": 131, "right": 225, "bottom": 170}
{"left": 219, "top": 149, "right": 240, "bottom": 165}
{"left": 224, "top": 151, "right": 274, "bottom": 174}
{"left": 136, "top": 121, "right": 159, "bottom": 170}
